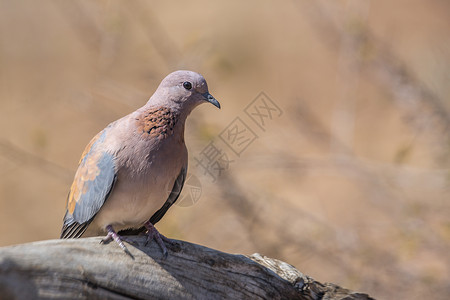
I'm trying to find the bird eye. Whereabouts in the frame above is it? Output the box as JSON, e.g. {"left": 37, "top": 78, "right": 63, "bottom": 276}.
{"left": 183, "top": 81, "right": 192, "bottom": 90}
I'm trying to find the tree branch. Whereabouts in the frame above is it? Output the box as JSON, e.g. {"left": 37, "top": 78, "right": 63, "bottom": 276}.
{"left": 0, "top": 237, "right": 373, "bottom": 299}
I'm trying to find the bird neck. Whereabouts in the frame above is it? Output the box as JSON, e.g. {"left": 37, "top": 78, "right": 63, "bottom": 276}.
{"left": 135, "top": 106, "right": 186, "bottom": 142}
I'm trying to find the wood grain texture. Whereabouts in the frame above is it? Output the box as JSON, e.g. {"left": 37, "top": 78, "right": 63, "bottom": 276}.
{"left": 0, "top": 237, "right": 373, "bottom": 300}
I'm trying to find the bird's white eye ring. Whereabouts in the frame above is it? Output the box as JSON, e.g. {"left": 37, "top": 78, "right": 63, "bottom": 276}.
{"left": 183, "top": 81, "right": 192, "bottom": 90}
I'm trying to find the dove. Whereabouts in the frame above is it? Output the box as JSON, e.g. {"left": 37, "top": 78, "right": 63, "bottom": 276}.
{"left": 60, "top": 70, "right": 220, "bottom": 257}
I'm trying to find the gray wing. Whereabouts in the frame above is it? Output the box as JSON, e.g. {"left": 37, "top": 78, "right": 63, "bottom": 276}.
{"left": 61, "top": 130, "right": 117, "bottom": 239}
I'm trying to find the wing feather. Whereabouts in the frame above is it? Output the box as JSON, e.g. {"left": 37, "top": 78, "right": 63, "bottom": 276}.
{"left": 61, "top": 130, "right": 116, "bottom": 238}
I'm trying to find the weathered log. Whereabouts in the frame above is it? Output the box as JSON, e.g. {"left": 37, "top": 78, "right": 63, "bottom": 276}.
{"left": 0, "top": 237, "right": 373, "bottom": 299}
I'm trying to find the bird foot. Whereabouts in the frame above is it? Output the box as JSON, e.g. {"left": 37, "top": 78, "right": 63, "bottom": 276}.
{"left": 144, "top": 221, "right": 169, "bottom": 259}
{"left": 100, "top": 225, "right": 133, "bottom": 257}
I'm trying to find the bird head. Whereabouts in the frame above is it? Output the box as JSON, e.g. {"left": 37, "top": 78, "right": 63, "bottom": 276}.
{"left": 149, "top": 70, "right": 220, "bottom": 114}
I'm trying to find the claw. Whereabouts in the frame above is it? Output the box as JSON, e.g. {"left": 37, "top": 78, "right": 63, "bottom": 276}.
{"left": 144, "top": 221, "right": 169, "bottom": 258}
{"left": 102, "top": 225, "right": 133, "bottom": 257}
{"left": 100, "top": 234, "right": 112, "bottom": 244}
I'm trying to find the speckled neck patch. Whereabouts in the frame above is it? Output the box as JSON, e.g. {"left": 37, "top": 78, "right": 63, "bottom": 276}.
{"left": 135, "top": 107, "right": 179, "bottom": 138}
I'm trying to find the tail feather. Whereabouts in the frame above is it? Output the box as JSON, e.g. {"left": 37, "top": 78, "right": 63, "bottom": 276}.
{"left": 60, "top": 222, "right": 89, "bottom": 239}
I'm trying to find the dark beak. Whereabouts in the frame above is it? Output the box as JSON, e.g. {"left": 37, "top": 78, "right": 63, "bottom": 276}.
{"left": 202, "top": 92, "right": 221, "bottom": 109}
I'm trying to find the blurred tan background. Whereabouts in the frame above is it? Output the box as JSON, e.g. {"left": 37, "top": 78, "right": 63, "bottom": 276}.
{"left": 1, "top": 0, "right": 450, "bottom": 298}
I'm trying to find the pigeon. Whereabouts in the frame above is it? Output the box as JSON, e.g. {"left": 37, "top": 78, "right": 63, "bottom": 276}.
{"left": 61, "top": 70, "right": 220, "bottom": 257}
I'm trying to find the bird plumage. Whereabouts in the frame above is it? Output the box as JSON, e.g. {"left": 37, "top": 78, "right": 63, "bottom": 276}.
{"left": 60, "top": 70, "right": 220, "bottom": 255}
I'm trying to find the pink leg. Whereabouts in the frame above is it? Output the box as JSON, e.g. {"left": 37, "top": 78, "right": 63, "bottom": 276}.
{"left": 144, "top": 221, "right": 169, "bottom": 258}
{"left": 100, "top": 225, "right": 132, "bottom": 257}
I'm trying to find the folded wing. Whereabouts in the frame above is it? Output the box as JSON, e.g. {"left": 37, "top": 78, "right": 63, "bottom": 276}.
{"left": 61, "top": 130, "right": 116, "bottom": 238}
